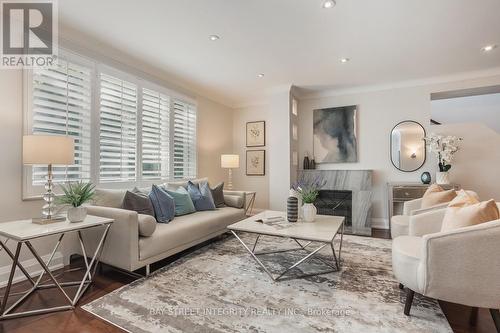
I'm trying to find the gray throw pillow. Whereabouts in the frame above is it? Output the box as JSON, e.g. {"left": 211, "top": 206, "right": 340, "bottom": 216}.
{"left": 210, "top": 182, "right": 225, "bottom": 208}
{"left": 122, "top": 190, "right": 155, "bottom": 217}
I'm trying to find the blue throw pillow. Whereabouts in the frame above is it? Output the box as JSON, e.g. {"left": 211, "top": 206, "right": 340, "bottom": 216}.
{"left": 187, "top": 181, "right": 216, "bottom": 211}
{"left": 163, "top": 187, "right": 196, "bottom": 216}
{"left": 148, "top": 185, "right": 175, "bottom": 223}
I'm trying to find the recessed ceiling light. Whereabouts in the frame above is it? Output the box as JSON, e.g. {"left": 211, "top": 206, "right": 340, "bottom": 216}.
{"left": 481, "top": 44, "right": 497, "bottom": 52}
{"left": 340, "top": 58, "right": 350, "bottom": 63}
{"left": 209, "top": 35, "right": 220, "bottom": 41}
{"left": 322, "top": 0, "right": 336, "bottom": 9}
{"left": 257, "top": 73, "right": 265, "bottom": 78}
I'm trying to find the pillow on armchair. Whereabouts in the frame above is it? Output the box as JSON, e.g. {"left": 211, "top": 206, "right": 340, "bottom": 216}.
{"left": 441, "top": 192, "right": 499, "bottom": 231}
{"left": 421, "top": 184, "right": 457, "bottom": 208}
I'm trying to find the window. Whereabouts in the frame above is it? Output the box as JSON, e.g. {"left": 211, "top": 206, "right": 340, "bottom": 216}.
{"left": 98, "top": 73, "right": 138, "bottom": 183}
{"left": 173, "top": 99, "right": 197, "bottom": 179}
{"left": 141, "top": 88, "right": 170, "bottom": 179}
{"left": 30, "top": 58, "right": 92, "bottom": 186}
{"left": 24, "top": 50, "right": 197, "bottom": 197}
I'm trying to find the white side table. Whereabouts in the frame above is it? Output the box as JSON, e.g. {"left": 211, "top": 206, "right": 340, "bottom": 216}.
{"left": 0, "top": 215, "right": 113, "bottom": 320}
{"left": 243, "top": 191, "right": 257, "bottom": 216}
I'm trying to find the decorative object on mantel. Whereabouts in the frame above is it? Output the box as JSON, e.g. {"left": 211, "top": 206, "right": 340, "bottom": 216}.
{"left": 246, "top": 150, "right": 265, "bottom": 176}
{"left": 424, "top": 134, "right": 463, "bottom": 185}
{"left": 221, "top": 154, "right": 240, "bottom": 190}
{"left": 309, "top": 158, "right": 316, "bottom": 169}
{"left": 246, "top": 121, "right": 265, "bottom": 147}
{"left": 420, "top": 171, "right": 431, "bottom": 184}
{"left": 292, "top": 174, "right": 326, "bottom": 222}
{"left": 23, "top": 135, "right": 75, "bottom": 224}
{"left": 57, "top": 182, "right": 95, "bottom": 222}
{"left": 286, "top": 196, "right": 298, "bottom": 222}
{"left": 303, "top": 153, "right": 310, "bottom": 170}
{"left": 313, "top": 105, "right": 358, "bottom": 163}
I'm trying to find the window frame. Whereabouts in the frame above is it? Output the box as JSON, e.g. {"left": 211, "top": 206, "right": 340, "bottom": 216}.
{"left": 23, "top": 48, "right": 198, "bottom": 199}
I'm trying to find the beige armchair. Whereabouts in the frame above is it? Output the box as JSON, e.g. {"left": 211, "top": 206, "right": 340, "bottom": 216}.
{"left": 390, "top": 197, "right": 449, "bottom": 239}
{"left": 392, "top": 204, "right": 500, "bottom": 330}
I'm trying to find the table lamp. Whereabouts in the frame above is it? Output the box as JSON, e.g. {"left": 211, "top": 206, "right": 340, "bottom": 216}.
{"left": 23, "top": 135, "right": 75, "bottom": 224}
{"left": 221, "top": 154, "right": 239, "bottom": 190}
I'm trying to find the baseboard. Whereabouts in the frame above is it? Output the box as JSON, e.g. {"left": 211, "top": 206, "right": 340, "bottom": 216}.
{"left": 371, "top": 218, "right": 389, "bottom": 230}
{"left": 0, "top": 251, "right": 64, "bottom": 288}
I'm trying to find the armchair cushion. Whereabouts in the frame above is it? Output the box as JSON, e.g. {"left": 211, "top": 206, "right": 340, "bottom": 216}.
{"left": 441, "top": 198, "right": 499, "bottom": 231}
{"left": 421, "top": 184, "right": 456, "bottom": 208}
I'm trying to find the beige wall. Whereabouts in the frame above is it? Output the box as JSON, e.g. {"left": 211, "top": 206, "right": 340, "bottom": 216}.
{"left": 232, "top": 104, "right": 270, "bottom": 210}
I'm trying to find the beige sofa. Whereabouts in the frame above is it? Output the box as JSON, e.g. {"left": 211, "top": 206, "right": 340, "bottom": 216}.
{"left": 75, "top": 179, "right": 246, "bottom": 274}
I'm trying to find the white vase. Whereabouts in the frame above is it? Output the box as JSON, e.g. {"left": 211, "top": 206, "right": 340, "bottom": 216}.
{"left": 68, "top": 206, "right": 87, "bottom": 223}
{"left": 302, "top": 203, "right": 317, "bottom": 222}
{"left": 436, "top": 171, "right": 450, "bottom": 185}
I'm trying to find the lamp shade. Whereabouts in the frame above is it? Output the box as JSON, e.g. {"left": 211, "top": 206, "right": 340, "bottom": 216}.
{"left": 221, "top": 154, "right": 239, "bottom": 169}
{"left": 23, "top": 135, "right": 75, "bottom": 165}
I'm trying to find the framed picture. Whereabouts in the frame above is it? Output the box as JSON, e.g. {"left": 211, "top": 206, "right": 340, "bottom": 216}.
{"left": 246, "top": 121, "right": 266, "bottom": 147}
{"left": 313, "top": 105, "right": 358, "bottom": 163}
{"left": 246, "top": 150, "right": 265, "bottom": 176}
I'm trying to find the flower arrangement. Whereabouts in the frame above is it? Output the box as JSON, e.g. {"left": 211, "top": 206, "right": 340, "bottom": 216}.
{"left": 291, "top": 174, "right": 326, "bottom": 204}
{"left": 424, "top": 134, "right": 462, "bottom": 172}
{"left": 57, "top": 182, "right": 95, "bottom": 207}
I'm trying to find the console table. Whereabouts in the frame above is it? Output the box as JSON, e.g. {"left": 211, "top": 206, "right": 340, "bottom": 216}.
{"left": 0, "top": 215, "right": 113, "bottom": 320}
{"left": 387, "top": 182, "right": 460, "bottom": 219}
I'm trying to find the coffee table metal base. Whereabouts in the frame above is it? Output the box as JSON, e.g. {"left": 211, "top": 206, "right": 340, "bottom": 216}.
{"left": 230, "top": 226, "right": 344, "bottom": 282}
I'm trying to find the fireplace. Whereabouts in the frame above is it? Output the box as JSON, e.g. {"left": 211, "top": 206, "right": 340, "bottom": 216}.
{"left": 314, "top": 190, "right": 352, "bottom": 228}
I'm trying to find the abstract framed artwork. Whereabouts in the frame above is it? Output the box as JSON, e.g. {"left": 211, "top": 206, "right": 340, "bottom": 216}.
{"left": 246, "top": 121, "right": 266, "bottom": 147}
{"left": 246, "top": 150, "right": 265, "bottom": 176}
{"left": 313, "top": 105, "right": 358, "bottom": 163}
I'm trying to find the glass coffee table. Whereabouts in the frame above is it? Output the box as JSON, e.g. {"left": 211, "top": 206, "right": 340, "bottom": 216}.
{"left": 228, "top": 210, "right": 345, "bottom": 281}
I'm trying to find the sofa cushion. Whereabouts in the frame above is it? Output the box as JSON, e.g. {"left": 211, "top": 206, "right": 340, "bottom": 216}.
{"left": 210, "top": 182, "right": 225, "bottom": 208}
{"left": 139, "top": 207, "right": 245, "bottom": 260}
{"left": 93, "top": 188, "right": 127, "bottom": 208}
{"left": 163, "top": 178, "right": 209, "bottom": 190}
{"left": 138, "top": 214, "right": 157, "bottom": 237}
{"left": 421, "top": 184, "right": 457, "bottom": 208}
{"left": 122, "top": 190, "right": 154, "bottom": 217}
{"left": 148, "top": 185, "right": 175, "bottom": 223}
{"left": 224, "top": 194, "right": 245, "bottom": 209}
{"left": 187, "top": 181, "right": 216, "bottom": 211}
{"left": 441, "top": 197, "right": 499, "bottom": 232}
{"left": 163, "top": 187, "right": 196, "bottom": 216}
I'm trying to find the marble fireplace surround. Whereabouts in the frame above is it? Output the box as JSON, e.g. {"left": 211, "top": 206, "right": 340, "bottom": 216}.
{"left": 301, "top": 170, "right": 372, "bottom": 235}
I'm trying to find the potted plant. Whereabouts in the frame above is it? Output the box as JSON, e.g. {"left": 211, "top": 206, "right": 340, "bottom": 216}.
{"left": 424, "top": 134, "right": 462, "bottom": 184}
{"left": 292, "top": 174, "right": 326, "bottom": 222}
{"left": 57, "top": 182, "right": 95, "bottom": 222}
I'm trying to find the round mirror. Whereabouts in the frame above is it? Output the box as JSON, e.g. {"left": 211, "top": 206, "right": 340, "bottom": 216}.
{"left": 390, "top": 121, "right": 426, "bottom": 172}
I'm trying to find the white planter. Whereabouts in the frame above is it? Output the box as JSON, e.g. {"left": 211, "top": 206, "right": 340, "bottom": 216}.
{"left": 68, "top": 206, "right": 87, "bottom": 223}
{"left": 302, "top": 203, "right": 317, "bottom": 222}
{"left": 436, "top": 171, "right": 450, "bottom": 185}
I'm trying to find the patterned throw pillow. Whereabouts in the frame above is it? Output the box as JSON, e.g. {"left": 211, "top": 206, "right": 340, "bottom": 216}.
{"left": 187, "top": 181, "right": 216, "bottom": 211}
{"left": 163, "top": 186, "right": 197, "bottom": 216}
{"left": 148, "top": 185, "right": 175, "bottom": 223}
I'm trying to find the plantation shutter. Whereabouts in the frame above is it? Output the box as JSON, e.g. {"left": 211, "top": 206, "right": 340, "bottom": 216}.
{"left": 31, "top": 59, "right": 92, "bottom": 185}
{"left": 99, "top": 73, "right": 138, "bottom": 182}
{"left": 172, "top": 99, "right": 197, "bottom": 179}
{"left": 141, "top": 88, "right": 170, "bottom": 179}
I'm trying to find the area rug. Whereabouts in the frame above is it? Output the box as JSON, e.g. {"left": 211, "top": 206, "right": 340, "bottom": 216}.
{"left": 83, "top": 233, "right": 451, "bottom": 333}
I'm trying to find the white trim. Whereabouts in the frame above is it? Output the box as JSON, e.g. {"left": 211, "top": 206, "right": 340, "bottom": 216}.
{"left": 0, "top": 251, "right": 64, "bottom": 288}
{"left": 371, "top": 218, "right": 390, "bottom": 230}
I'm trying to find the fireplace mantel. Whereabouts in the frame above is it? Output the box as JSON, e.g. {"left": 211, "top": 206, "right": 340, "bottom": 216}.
{"left": 300, "top": 169, "right": 372, "bottom": 235}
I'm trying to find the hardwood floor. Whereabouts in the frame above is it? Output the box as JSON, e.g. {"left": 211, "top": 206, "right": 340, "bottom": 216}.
{"left": 0, "top": 231, "right": 496, "bottom": 333}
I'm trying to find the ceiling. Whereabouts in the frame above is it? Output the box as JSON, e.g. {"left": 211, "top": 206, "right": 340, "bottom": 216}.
{"left": 59, "top": 0, "right": 500, "bottom": 107}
